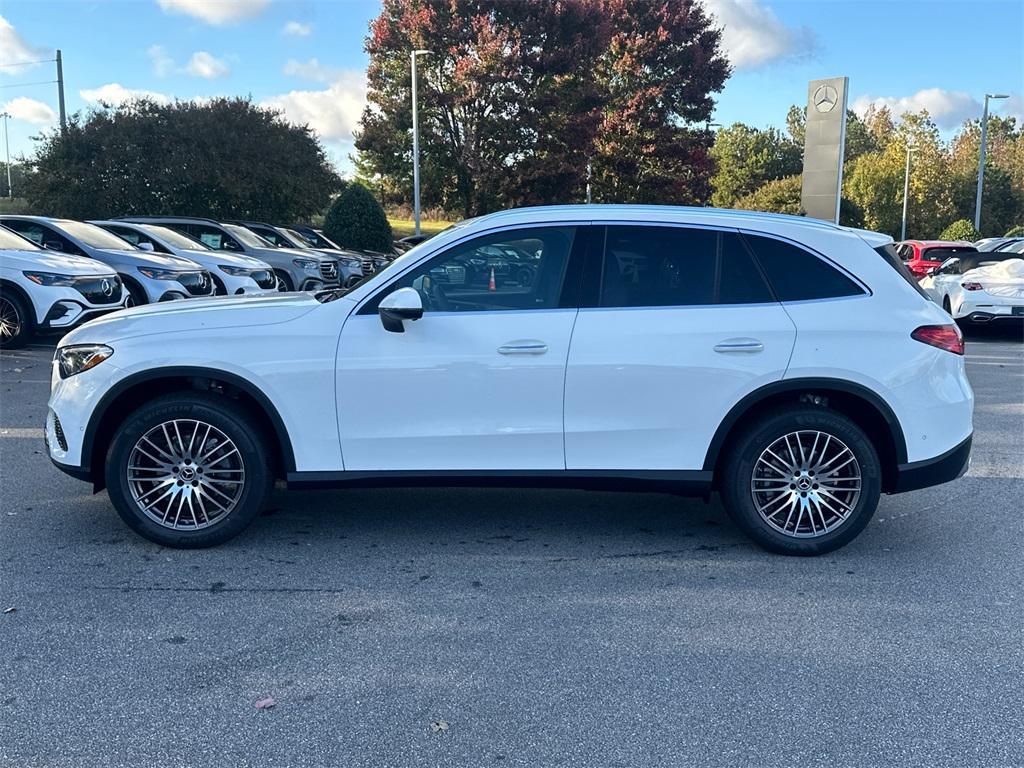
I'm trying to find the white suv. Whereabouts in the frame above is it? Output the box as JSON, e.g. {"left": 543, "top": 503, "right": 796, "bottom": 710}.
{"left": 44, "top": 206, "right": 974, "bottom": 554}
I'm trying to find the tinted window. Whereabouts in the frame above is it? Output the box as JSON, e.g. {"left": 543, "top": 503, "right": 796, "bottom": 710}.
{"left": 368, "top": 227, "right": 575, "bottom": 314}
{"left": 3, "top": 221, "right": 82, "bottom": 255}
{"left": 251, "top": 227, "right": 288, "bottom": 247}
{"left": 56, "top": 220, "right": 136, "bottom": 250}
{"left": 0, "top": 226, "right": 41, "bottom": 250}
{"left": 744, "top": 233, "right": 864, "bottom": 302}
{"left": 922, "top": 246, "right": 976, "bottom": 261}
{"left": 598, "top": 226, "right": 772, "bottom": 308}
{"left": 184, "top": 224, "right": 241, "bottom": 252}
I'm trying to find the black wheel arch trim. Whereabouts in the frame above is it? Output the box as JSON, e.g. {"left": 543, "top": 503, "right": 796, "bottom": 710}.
{"left": 701, "top": 377, "right": 908, "bottom": 472}
{"left": 80, "top": 365, "right": 297, "bottom": 479}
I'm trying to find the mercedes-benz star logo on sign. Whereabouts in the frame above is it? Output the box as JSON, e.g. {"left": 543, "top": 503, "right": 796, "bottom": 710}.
{"left": 101, "top": 278, "right": 113, "bottom": 297}
{"left": 813, "top": 84, "right": 839, "bottom": 113}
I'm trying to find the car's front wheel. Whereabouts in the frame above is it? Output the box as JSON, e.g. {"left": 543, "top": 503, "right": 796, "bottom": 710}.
{"left": 720, "top": 406, "right": 881, "bottom": 556}
{"left": 0, "top": 290, "right": 32, "bottom": 349}
{"left": 105, "top": 392, "right": 274, "bottom": 547}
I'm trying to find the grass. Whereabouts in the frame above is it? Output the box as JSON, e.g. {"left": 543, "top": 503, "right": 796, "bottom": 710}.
{"left": 388, "top": 217, "right": 454, "bottom": 239}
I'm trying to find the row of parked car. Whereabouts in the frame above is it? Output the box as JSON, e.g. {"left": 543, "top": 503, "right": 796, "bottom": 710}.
{"left": 895, "top": 237, "right": 1024, "bottom": 325}
{"left": 0, "top": 214, "right": 417, "bottom": 348}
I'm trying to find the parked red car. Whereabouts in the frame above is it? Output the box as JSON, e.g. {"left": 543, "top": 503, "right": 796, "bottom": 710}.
{"left": 895, "top": 240, "right": 978, "bottom": 279}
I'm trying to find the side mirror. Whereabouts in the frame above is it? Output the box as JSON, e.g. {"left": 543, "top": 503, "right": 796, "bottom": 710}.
{"left": 379, "top": 287, "right": 423, "bottom": 333}
{"left": 43, "top": 240, "right": 63, "bottom": 251}
{"left": 137, "top": 241, "right": 155, "bottom": 252}
{"left": 926, "top": 266, "right": 937, "bottom": 276}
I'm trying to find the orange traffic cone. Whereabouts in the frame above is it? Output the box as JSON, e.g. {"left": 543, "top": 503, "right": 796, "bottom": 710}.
{"left": 489, "top": 267, "right": 496, "bottom": 291}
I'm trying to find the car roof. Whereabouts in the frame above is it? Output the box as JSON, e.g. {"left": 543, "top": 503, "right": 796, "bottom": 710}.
{"left": 900, "top": 239, "right": 974, "bottom": 247}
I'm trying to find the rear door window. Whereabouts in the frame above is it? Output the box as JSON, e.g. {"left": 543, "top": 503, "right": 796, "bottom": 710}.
{"left": 742, "top": 233, "right": 864, "bottom": 302}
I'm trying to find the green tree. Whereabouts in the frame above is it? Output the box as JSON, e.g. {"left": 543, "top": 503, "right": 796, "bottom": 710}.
{"left": 735, "top": 174, "right": 802, "bottom": 215}
{"left": 23, "top": 98, "right": 340, "bottom": 221}
{"left": 323, "top": 182, "right": 393, "bottom": 252}
{"left": 784, "top": 106, "right": 875, "bottom": 161}
{"left": 939, "top": 219, "right": 980, "bottom": 241}
{"left": 710, "top": 124, "right": 801, "bottom": 208}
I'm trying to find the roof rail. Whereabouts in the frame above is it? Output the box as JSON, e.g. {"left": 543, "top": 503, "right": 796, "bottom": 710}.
{"left": 114, "top": 215, "right": 223, "bottom": 225}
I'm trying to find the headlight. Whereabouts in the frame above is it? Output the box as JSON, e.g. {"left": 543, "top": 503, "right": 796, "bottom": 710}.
{"left": 292, "top": 258, "right": 319, "bottom": 273}
{"left": 57, "top": 344, "right": 113, "bottom": 379}
{"left": 137, "top": 267, "right": 181, "bottom": 280}
{"left": 23, "top": 271, "right": 77, "bottom": 286}
{"left": 218, "top": 265, "right": 254, "bottom": 276}
{"left": 342, "top": 258, "right": 360, "bottom": 268}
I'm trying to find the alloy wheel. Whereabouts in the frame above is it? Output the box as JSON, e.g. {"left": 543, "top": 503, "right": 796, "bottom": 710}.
{"left": 0, "top": 297, "right": 22, "bottom": 341}
{"left": 126, "top": 419, "right": 246, "bottom": 530}
{"left": 750, "top": 430, "right": 862, "bottom": 538}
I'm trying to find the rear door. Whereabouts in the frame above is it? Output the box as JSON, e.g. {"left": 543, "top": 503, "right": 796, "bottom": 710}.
{"left": 563, "top": 224, "right": 796, "bottom": 470}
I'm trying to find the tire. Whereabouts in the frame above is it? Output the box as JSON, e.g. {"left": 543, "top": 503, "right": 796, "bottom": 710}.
{"left": 720, "top": 406, "right": 881, "bottom": 556}
{"left": 0, "top": 289, "right": 32, "bottom": 349}
{"left": 274, "top": 270, "right": 294, "bottom": 292}
{"left": 105, "top": 392, "right": 275, "bottom": 548}
{"left": 123, "top": 277, "right": 148, "bottom": 307}
{"left": 211, "top": 275, "right": 227, "bottom": 296}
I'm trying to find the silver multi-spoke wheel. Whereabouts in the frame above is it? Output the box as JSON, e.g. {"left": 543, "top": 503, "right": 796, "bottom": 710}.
{"left": 126, "top": 419, "right": 246, "bottom": 530}
{"left": 751, "top": 430, "right": 861, "bottom": 539}
{"left": 0, "top": 296, "right": 21, "bottom": 341}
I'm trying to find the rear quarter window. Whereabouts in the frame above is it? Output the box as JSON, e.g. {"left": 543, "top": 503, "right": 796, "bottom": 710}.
{"left": 742, "top": 233, "right": 864, "bottom": 302}
{"left": 873, "top": 242, "right": 931, "bottom": 299}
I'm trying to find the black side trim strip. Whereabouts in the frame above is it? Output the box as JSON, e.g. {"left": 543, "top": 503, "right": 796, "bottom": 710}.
{"left": 892, "top": 434, "right": 972, "bottom": 494}
{"left": 287, "top": 469, "right": 712, "bottom": 494}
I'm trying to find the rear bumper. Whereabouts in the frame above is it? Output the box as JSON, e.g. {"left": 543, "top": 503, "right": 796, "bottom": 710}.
{"left": 892, "top": 434, "right": 972, "bottom": 493}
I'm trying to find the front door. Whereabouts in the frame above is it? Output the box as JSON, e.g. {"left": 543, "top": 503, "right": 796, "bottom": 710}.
{"left": 336, "top": 225, "right": 584, "bottom": 471}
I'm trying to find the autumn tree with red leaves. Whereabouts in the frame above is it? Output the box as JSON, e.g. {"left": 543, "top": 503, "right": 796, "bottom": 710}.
{"left": 355, "top": 0, "right": 729, "bottom": 217}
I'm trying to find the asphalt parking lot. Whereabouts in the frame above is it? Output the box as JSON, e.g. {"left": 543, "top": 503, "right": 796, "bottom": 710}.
{"left": 1, "top": 327, "right": 1022, "bottom": 768}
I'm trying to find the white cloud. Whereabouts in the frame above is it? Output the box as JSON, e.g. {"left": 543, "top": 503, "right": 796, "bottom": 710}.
{"left": 156, "top": 0, "right": 268, "bottom": 26}
{"left": 147, "top": 44, "right": 175, "bottom": 76}
{"left": 260, "top": 71, "right": 366, "bottom": 141}
{"left": 282, "top": 20, "right": 312, "bottom": 37}
{"left": 703, "top": 0, "right": 816, "bottom": 70}
{"left": 0, "top": 14, "right": 48, "bottom": 72}
{"left": 283, "top": 58, "right": 343, "bottom": 83}
{"left": 852, "top": 88, "right": 984, "bottom": 129}
{"left": 186, "top": 51, "right": 230, "bottom": 79}
{"left": 80, "top": 83, "right": 171, "bottom": 106}
{"left": 2, "top": 96, "right": 56, "bottom": 125}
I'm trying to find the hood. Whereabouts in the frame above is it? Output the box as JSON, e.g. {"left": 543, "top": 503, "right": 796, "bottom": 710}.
{"left": 61, "top": 291, "right": 321, "bottom": 345}
{"left": 0, "top": 247, "right": 118, "bottom": 276}
{"left": 269, "top": 246, "right": 335, "bottom": 263}
{"left": 92, "top": 247, "right": 205, "bottom": 271}
{"left": 179, "top": 249, "right": 270, "bottom": 270}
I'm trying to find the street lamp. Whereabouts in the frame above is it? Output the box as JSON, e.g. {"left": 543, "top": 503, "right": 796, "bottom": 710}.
{"left": 900, "top": 142, "right": 915, "bottom": 241}
{"left": 1, "top": 112, "right": 11, "bottom": 199}
{"left": 410, "top": 49, "right": 431, "bottom": 237}
{"left": 974, "top": 93, "right": 1009, "bottom": 232}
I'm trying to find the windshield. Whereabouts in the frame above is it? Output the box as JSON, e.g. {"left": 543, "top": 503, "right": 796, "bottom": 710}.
{"left": 58, "top": 219, "right": 138, "bottom": 250}
{"left": 299, "top": 228, "right": 339, "bottom": 250}
{"left": 224, "top": 223, "right": 274, "bottom": 249}
{"left": 997, "top": 240, "right": 1024, "bottom": 254}
{"left": 0, "top": 226, "right": 41, "bottom": 251}
{"left": 285, "top": 228, "right": 316, "bottom": 247}
{"left": 141, "top": 224, "right": 210, "bottom": 250}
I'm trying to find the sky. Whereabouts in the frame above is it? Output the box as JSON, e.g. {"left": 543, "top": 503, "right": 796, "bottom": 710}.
{"left": 1, "top": 0, "right": 1022, "bottom": 176}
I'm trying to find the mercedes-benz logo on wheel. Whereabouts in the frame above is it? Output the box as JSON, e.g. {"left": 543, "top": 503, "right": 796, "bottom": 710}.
{"left": 813, "top": 84, "right": 839, "bottom": 113}
{"left": 101, "top": 278, "right": 113, "bottom": 297}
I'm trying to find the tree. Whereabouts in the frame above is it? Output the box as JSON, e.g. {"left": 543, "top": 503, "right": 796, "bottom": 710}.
{"left": 939, "top": 219, "right": 981, "bottom": 241}
{"left": 784, "top": 105, "right": 876, "bottom": 162}
{"left": 735, "top": 174, "right": 802, "bottom": 215}
{"left": 323, "top": 182, "right": 393, "bottom": 252}
{"left": 356, "top": 0, "right": 729, "bottom": 216}
{"left": 22, "top": 98, "right": 340, "bottom": 221}
{"left": 710, "top": 124, "right": 801, "bottom": 208}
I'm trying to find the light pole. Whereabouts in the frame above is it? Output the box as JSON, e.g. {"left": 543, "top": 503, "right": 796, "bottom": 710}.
{"left": 410, "top": 49, "right": 431, "bottom": 237}
{"left": 900, "top": 142, "right": 914, "bottom": 241}
{"left": 974, "top": 93, "right": 1009, "bottom": 232}
{"left": 1, "top": 112, "right": 11, "bottom": 199}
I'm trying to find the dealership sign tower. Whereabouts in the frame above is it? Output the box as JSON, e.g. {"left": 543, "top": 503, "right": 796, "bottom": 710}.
{"left": 800, "top": 76, "right": 849, "bottom": 223}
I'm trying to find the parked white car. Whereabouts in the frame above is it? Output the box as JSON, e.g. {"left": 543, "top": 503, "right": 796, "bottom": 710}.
{"left": 89, "top": 220, "right": 279, "bottom": 295}
{"left": 0, "top": 225, "right": 127, "bottom": 348}
{"left": 45, "top": 206, "right": 974, "bottom": 555}
{"left": 920, "top": 250, "right": 1024, "bottom": 324}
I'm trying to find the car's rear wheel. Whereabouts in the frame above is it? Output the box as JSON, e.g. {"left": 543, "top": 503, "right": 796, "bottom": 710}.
{"left": 105, "top": 393, "right": 274, "bottom": 547}
{"left": 0, "top": 290, "right": 32, "bottom": 349}
{"left": 720, "top": 406, "right": 881, "bottom": 556}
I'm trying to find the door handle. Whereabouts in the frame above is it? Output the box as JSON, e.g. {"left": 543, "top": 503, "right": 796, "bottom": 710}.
{"left": 714, "top": 339, "right": 764, "bottom": 353}
{"left": 498, "top": 341, "right": 548, "bottom": 355}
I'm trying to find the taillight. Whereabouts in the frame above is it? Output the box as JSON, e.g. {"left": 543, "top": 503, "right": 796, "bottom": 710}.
{"left": 912, "top": 324, "right": 964, "bottom": 355}
{"left": 961, "top": 281, "right": 984, "bottom": 291}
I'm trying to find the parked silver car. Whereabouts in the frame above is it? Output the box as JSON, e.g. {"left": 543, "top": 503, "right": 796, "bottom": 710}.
{"left": 119, "top": 216, "right": 340, "bottom": 292}
{"left": 232, "top": 221, "right": 366, "bottom": 288}
{"left": 0, "top": 216, "right": 214, "bottom": 304}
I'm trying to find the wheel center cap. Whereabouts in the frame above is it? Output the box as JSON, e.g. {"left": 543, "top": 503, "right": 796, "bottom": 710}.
{"left": 797, "top": 477, "right": 812, "bottom": 491}
{"left": 180, "top": 467, "right": 196, "bottom": 482}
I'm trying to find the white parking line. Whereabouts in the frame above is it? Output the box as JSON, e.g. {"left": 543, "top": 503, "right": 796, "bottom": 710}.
{"left": 0, "top": 428, "right": 44, "bottom": 438}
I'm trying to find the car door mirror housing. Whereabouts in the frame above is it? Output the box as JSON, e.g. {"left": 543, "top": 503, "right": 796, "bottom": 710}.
{"left": 137, "top": 241, "right": 154, "bottom": 252}
{"left": 379, "top": 287, "right": 423, "bottom": 333}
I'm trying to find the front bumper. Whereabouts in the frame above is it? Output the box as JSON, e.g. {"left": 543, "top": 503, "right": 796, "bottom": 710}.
{"left": 892, "top": 433, "right": 972, "bottom": 493}
{"left": 39, "top": 299, "right": 128, "bottom": 331}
